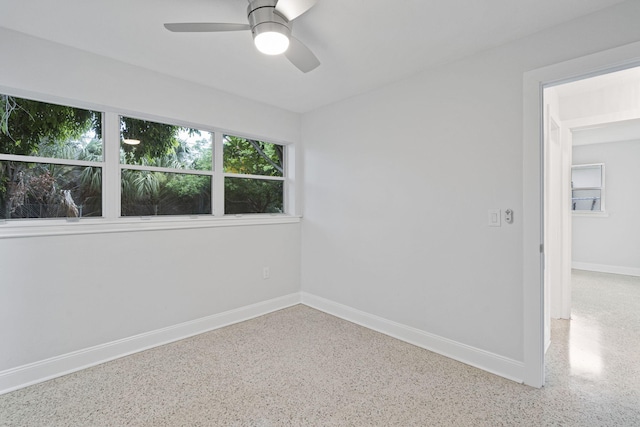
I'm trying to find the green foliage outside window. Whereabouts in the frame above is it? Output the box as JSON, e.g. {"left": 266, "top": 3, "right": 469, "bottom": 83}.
{"left": 121, "top": 117, "right": 183, "bottom": 162}
{"left": 121, "top": 170, "right": 211, "bottom": 216}
{"left": 0, "top": 95, "right": 103, "bottom": 218}
{"left": 0, "top": 95, "right": 99, "bottom": 157}
{"left": 223, "top": 135, "right": 283, "bottom": 177}
{"left": 225, "top": 177, "right": 283, "bottom": 214}
{"left": 0, "top": 95, "right": 287, "bottom": 219}
{"left": 223, "top": 135, "right": 285, "bottom": 214}
{"left": 119, "top": 117, "right": 213, "bottom": 216}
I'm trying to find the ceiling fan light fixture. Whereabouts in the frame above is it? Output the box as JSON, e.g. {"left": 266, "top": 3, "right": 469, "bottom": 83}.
{"left": 252, "top": 21, "right": 291, "bottom": 55}
{"left": 164, "top": 0, "right": 320, "bottom": 72}
{"left": 254, "top": 31, "right": 290, "bottom": 55}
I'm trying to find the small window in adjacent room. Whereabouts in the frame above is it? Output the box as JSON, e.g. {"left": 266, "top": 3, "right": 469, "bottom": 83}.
{"left": 120, "top": 116, "right": 213, "bottom": 216}
{"left": 0, "top": 94, "right": 103, "bottom": 219}
{"left": 223, "top": 135, "right": 284, "bottom": 214}
{"left": 571, "top": 163, "right": 605, "bottom": 212}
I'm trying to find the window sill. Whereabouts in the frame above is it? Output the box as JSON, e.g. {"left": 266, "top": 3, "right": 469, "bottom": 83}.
{"left": 0, "top": 215, "right": 302, "bottom": 239}
{"left": 572, "top": 211, "right": 609, "bottom": 218}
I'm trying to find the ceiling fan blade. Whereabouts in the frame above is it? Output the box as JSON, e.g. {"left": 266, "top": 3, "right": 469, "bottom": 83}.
{"left": 274, "top": 0, "right": 316, "bottom": 21}
{"left": 285, "top": 36, "right": 320, "bottom": 73}
{"left": 164, "top": 23, "right": 250, "bottom": 32}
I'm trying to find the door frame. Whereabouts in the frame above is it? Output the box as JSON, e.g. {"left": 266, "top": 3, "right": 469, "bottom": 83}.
{"left": 545, "top": 94, "right": 573, "bottom": 320}
{"left": 522, "top": 41, "right": 640, "bottom": 388}
{"left": 543, "top": 111, "right": 563, "bottom": 354}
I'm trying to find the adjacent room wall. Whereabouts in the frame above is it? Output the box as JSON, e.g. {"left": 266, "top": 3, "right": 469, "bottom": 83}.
{"left": 0, "top": 28, "right": 302, "bottom": 384}
{"left": 554, "top": 65, "right": 640, "bottom": 276}
{"left": 572, "top": 140, "right": 640, "bottom": 275}
{"left": 301, "top": 0, "right": 640, "bottom": 381}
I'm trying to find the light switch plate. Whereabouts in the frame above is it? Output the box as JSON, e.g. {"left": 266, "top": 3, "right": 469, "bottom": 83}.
{"left": 488, "top": 209, "right": 501, "bottom": 227}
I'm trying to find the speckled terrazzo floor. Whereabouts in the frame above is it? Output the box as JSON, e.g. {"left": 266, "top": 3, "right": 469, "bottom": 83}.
{"left": 1, "top": 270, "right": 639, "bottom": 426}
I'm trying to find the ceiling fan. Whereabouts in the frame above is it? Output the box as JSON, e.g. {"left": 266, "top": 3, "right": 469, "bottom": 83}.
{"left": 164, "top": 0, "right": 320, "bottom": 73}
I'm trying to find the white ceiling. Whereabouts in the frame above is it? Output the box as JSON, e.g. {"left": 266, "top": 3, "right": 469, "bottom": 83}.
{"left": 572, "top": 118, "right": 640, "bottom": 145}
{"left": 0, "top": 0, "right": 628, "bottom": 113}
{"left": 552, "top": 66, "right": 640, "bottom": 145}
{"left": 553, "top": 66, "right": 640, "bottom": 98}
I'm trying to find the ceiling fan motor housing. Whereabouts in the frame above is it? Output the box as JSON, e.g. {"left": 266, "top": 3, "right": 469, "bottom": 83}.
{"left": 247, "top": 0, "right": 292, "bottom": 41}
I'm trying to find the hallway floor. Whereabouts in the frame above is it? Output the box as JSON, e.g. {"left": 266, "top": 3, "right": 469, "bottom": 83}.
{"left": 544, "top": 269, "right": 640, "bottom": 424}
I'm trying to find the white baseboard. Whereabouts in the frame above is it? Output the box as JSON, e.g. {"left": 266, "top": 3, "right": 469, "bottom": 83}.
{"left": 2, "top": 291, "right": 527, "bottom": 395}
{"left": 573, "top": 262, "right": 640, "bottom": 277}
{"left": 0, "top": 293, "right": 301, "bottom": 395}
{"left": 301, "top": 292, "right": 525, "bottom": 384}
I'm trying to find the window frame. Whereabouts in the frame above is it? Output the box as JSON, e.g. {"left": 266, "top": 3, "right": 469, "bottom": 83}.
{"left": 118, "top": 114, "right": 215, "bottom": 217}
{"left": 0, "top": 90, "right": 299, "bottom": 238}
{"left": 0, "top": 99, "right": 106, "bottom": 220}
{"left": 221, "top": 133, "right": 287, "bottom": 215}
{"left": 571, "top": 163, "right": 606, "bottom": 215}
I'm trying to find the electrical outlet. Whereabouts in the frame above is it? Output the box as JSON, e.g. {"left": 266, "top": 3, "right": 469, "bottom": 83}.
{"left": 263, "top": 267, "right": 270, "bottom": 280}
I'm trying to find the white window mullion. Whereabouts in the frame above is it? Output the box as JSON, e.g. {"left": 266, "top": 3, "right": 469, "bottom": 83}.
{"left": 119, "top": 164, "right": 213, "bottom": 176}
{"left": 103, "top": 112, "right": 120, "bottom": 220}
{"left": 223, "top": 172, "right": 285, "bottom": 181}
{"left": 284, "top": 144, "right": 293, "bottom": 215}
{"left": 213, "top": 132, "right": 225, "bottom": 217}
{"left": 0, "top": 154, "right": 99, "bottom": 168}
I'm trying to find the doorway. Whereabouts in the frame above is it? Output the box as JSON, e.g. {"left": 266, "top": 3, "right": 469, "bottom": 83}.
{"left": 542, "top": 65, "right": 640, "bottom": 381}
{"left": 522, "top": 40, "right": 640, "bottom": 388}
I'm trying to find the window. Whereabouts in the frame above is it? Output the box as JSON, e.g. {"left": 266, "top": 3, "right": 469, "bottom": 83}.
{"left": 0, "top": 93, "right": 292, "bottom": 226}
{"left": 223, "top": 135, "right": 285, "bottom": 214}
{"left": 572, "top": 163, "right": 605, "bottom": 212}
{"left": 0, "top": 95, "right": 103, "bottom": 219}
{"left": 119, "top": 116, "right": 213, "bottom": 216}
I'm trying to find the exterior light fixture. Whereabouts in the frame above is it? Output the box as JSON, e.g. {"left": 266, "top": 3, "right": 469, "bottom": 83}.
{"left": 122, "top": 138, "right": 140, "bottom": 145}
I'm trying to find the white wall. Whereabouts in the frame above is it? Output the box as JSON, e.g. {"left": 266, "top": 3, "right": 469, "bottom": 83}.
{"left": 572, "top": 140, "right": 640, "bottom": 275}
{"left": 301, "top": 0, "right": 640, "bottom": 379}
{"left": 0, "top": 225, "right": 301, "bottom": 371}
{"left": 0, "top": 28, "right": 302, "bottom": 378}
